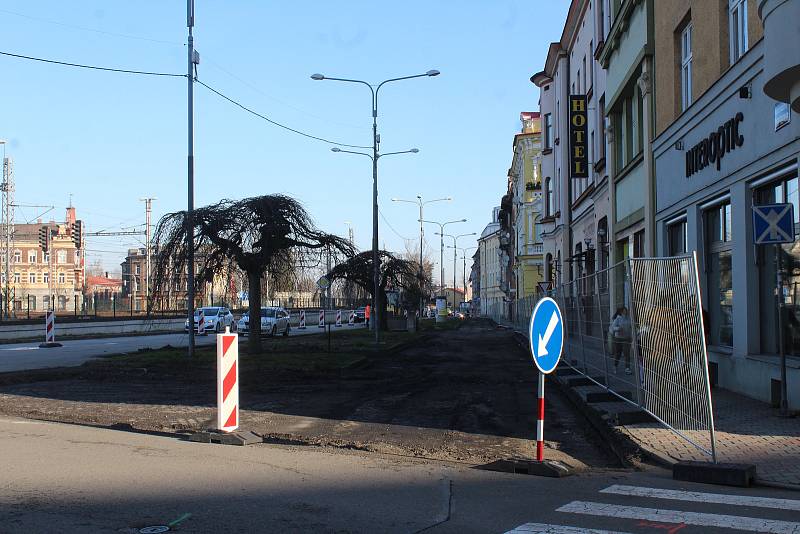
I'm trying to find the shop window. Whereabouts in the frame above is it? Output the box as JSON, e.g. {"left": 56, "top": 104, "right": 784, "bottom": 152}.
{"left": 667, "top": 219, "right": 688, "bottom": 255}
{"left": 729, "top": 0, "right": 748, "bottom": 64}
{"left": 755, "top": 175, "right": 800, "bottom": 356}
{"left": 706, "top": 200, "right": 733, "bottom": 347}
{"left": 681, "top": 23, "right": 693, "bottom": 111}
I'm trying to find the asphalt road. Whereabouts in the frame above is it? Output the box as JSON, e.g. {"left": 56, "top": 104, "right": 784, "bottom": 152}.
{"left": 0, "top": 324, "right": 367, "bottom": 373}
{"left": 2, "top": 416, "right": 799, "bottom": 533}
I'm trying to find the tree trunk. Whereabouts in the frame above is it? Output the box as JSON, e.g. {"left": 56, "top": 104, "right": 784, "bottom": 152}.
{"left": 377, "top": 289, "right": 388, "bottom": 331}
{"left": 247, "top": 269, "right": 262, "bottom": 353}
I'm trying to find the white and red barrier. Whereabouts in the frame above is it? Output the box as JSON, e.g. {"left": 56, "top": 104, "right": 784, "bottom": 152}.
{"left": 536, "top": 373, "right": 545, "bottom": 461}
{"left": 197, "top": 309, "right": 205, "bottom": 335}
{"left": 318, "top": 309, "right": 325, "bottom": 328}
{"left": 299, "top": 310, "right": 306, "bottom": 329}
{"left": 216, "top": 328, "right": 239, "bottom": 433}
{"left": 348, "top": 310, "right": 355, "bottom": 327}
{"left": 45, "top": 311, "right": 55, "bottom": 343}
{"left": 335, "top": 310, "right": 342, "bottom": 327}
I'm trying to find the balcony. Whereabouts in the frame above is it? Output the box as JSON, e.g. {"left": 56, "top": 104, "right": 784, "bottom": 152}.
{"left": 760, "top": 0, "right": 800, "bottom": 112}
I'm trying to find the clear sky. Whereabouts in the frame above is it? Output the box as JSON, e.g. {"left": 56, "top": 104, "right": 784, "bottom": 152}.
{"left": 0, "top": 0, "right": 568, "bottom": 284}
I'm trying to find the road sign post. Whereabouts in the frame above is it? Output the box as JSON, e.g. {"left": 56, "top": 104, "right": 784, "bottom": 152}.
{"left": 527, "top": 297, "right": 569, "bottom": 476}
{"left": 753, "top": 203, "right": 795, "bottom": 417}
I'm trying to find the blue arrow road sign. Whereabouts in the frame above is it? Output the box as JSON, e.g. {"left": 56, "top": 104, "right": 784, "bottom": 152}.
{"left": 529, "top": 297, "right": 564, "bottom": 374}
{"left": 753, "top": 203, "right": 795, "bottom": 245}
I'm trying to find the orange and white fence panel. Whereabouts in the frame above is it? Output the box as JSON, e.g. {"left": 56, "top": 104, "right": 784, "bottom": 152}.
{"left": 45, "top": 311, "right": 55, "bottom": 343}
{"left": 299, "top": 310, "right": 306, "bottom": 329}
{"left": 216, "top": 329, "right": 239, "bottom": 433}
{"left": 318, "top": 309, "right": 325, "bottom": 328}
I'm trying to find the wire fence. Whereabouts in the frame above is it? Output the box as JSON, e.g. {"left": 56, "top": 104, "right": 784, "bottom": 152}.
{"left": 484, "top": 253, "right": 716, "bottom": 461}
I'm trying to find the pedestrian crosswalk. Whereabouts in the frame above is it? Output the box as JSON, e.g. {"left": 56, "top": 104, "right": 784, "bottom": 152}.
{"left": 505, "top": 483, "right": 800, "bottom": 534}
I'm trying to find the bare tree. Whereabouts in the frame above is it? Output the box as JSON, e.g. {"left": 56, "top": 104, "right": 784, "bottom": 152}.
{"left": 151, "top": 195, "right": 355, "bottom": 352}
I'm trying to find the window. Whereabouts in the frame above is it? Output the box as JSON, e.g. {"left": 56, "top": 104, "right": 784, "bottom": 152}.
{"left": 42, "top": 296, "right": 49, "bottom": 310}
{"left": 706, "top": 200, "right": 733, "bottom": 347}
{"left": 583, "top": 56, "right": 587, "bottom": 91}
{"left": 58, "top": 272, "right": 66, "bottom": 284}
{"left": 135, "top": 264, "right": 141, "bottom": 275}
{"left": 13, "top": 250, "right": 21, "bottom": 263}
{"left": 57, "top": 250, "right": 67, "bottom": 264}
{"left": 44, "top": 252, "right": 49, "bottom": 263}
{"left": 729, "top": 0, "right": 748, "bottom": 63}
{"left": 598, "top": 97, "right": 607, "bottom": 161}
{"left": 667, "top": 219, "right": 688, "bottom": 255}
{"left": 543, "top": 113, "right": 553, "bottom": 149}
{"left": 28, "top": 272, "right": 36, "bottom": 284}
{"left": 545, "top": 177, "right": 554, "bottom": 216}
{"left": 43, "top": 272, "right": 49, "bottom": 284}
{"left": 633, "top": 230, "right": 645, "bottom": 258}
{"left": 681, "top": 23, "right": 693, "bottom": 111}
{"left": 13, "top": 272, "right": 20, "bottom": 283}
{"left": 28, "top": 250, "right": 37, "bottom": 264}
{"left": 755, "top": 175, "right": 800, "bottom": 356}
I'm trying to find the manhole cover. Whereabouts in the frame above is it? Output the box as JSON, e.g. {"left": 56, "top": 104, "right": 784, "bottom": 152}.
{"left": 139, "top": 527, "right": 170, "bottom": 534}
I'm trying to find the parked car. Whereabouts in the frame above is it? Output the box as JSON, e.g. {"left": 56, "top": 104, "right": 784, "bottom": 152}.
{"left": 354, "top": 307, "right": 366, "bottom": 323}
{"left": 184, "top": 307, "right": 235, "bottom": 334}
{"left": 237, "top": 307, "right": 291, "bottom": 337}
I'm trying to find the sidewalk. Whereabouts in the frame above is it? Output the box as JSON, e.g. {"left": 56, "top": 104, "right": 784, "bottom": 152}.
{"left": 618, "top": 388, "right": 800, "bottom": 488}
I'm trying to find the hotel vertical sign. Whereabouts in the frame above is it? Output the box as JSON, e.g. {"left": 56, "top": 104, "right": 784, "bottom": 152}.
{"left": 569, "top": 95, "right": 589, "bottom": 179}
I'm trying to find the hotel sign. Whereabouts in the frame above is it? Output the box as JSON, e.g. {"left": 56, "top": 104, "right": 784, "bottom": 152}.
{"left": 569, "top": 95, "right": 589, "bottom": 179}
{"left": 685, "top": 112, "right": 744, "bottom": 177}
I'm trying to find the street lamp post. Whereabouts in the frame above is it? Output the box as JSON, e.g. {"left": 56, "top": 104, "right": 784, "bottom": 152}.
{"left": 391, "top": 195, "right": 451, "bottom": 313}
{"left": 312, "top": 69, "right": 439, "bottom": 343}
{"left": 440, "top": 233, "right": 476, "bottom": 309}
{"left": 420, "top": 219, "right": 465, "bottom": 298}
{"left": 449, "top": 245, "right": 478, "bottom": 307}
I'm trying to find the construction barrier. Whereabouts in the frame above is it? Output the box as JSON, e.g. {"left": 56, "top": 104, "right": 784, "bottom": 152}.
{"left": 216, "top": 328, "right": 239, "bottom": 433}
{"left": 318, "top": 309, "right": 325, "bottom": 328}
{"left": 299, "top": 310, "right": 306, "bottom": 329}
{"left": 197, "top": 309, "right": 205, "bottom": 335}
{"left": 335, "top": 310, "right": 342, "bottom": 327}
{"left": 348, "top": 310, "right": 355, "bottom": 326}
{"left": 45, "top": 311, "right": 55, "bottom": 343}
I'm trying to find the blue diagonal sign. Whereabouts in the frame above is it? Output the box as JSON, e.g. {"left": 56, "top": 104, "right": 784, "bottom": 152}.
{"left": 528, "top": 297, "right": 564, "bottom": 374}
{"left": 753, "top": 203, "right": 795, "bottom": 245}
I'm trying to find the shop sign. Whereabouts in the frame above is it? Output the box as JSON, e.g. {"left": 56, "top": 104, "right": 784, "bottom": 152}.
{"left": 685, "top": 112, "right": 744, "bottom": 177}
{"left": 569, "top": 95, "right": 588, "bottom": 179}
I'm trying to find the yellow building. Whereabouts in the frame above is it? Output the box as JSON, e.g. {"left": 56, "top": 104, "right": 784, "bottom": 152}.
{"left": 510, "top": 112, "right": 545, "bottom": 299}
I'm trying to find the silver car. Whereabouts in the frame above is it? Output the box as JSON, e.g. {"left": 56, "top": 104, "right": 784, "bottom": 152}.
{"left": 237, "top": 307, "right": 290, "bottom": 337}
{"left": 184, "top": 307, "right": 235, "bottom": 334}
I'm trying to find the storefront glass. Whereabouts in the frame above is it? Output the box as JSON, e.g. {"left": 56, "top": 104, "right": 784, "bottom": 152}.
{"left": 755, "top": 174, "right": 800, "bottom": 356}
{"left": 706, "top": 201, "right": 733, "bottom": 347}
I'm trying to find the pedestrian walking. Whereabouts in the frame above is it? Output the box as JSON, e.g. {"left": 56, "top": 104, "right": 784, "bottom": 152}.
{"left": 365, "top": 304, "right": 371, "bottom": 328}
{"left": 609, "top": 306, "right": 632, "bottom": 375}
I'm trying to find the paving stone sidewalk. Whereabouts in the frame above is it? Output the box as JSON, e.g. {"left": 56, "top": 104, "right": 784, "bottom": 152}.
{"left": 618, "top": 388, "right": 800, "bottom": 488}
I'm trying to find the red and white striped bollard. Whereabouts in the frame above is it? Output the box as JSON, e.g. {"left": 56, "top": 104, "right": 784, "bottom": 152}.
{"left": 217, "top": 327, "right": 239, "bottom": 432}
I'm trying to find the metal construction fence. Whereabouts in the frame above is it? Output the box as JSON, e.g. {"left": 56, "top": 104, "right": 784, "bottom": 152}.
{"left": 486, "top": 253, "right": 717, "bottom": 461}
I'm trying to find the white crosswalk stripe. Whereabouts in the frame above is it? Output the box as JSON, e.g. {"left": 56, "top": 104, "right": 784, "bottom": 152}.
{"left": 556, "top": 500, "right": 800, "bottom": 533}
{"left": 505, "top": 484, "right": 800, "bottom": 534}
{"left": 600, "top": 484, "right": 800, "bottom": 512}
{"left": 505, "top": 523, "right": 632, "bottom": 534}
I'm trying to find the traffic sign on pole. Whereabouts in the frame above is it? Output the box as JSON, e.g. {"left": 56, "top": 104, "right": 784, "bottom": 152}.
{"left": 753, "top": 203, "right": 795, "bottom": 245}
{"left": 529, "top": 297, "right": 564, "bottom": 374}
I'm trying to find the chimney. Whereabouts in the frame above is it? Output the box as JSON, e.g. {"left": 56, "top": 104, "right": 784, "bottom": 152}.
{"left": 37, "top": 218, "right": 42, "bottom": 224}
{"left": 105, "top": 271, "right": 109, "bottom": 278}
{"left": 66, "top": 207, "right": 76, "bottom": 226}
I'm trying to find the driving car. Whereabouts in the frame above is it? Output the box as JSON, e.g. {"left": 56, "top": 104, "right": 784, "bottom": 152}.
{"left": 184, "top": 307, "right": 235, "bottom": 334}
{"left": 353, "top": 307, "right": 366, "bottom": 323}
{"left": 237, "top": 306, "right": 291, "bottom": 337}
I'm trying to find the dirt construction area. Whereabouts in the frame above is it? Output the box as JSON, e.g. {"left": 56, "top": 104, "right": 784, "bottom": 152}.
{"left": 0, "top": 319, "right": 619, "bottom": 471}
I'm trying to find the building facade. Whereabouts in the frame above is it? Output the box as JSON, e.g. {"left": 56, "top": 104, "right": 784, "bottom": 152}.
{"left": 478, "top": 207, "right": 504, "bottom": 319}
{"left": 1, "top": 207, "right": 84, "bottom": 314}
{"left": 653, "top": 0, "right": 799, "bottom": 408}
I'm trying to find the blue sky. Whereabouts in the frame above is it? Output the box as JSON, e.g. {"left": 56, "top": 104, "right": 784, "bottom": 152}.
{"left": 0, "top": 1, "right": 568, "bottom": 284}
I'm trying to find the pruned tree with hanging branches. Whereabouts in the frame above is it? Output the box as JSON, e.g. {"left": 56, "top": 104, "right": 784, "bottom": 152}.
{"left": 326, "top": 250, "right": 428, "bottom": 330}
{"left": 151, "top": 194, "right": 356, "bottom": 352}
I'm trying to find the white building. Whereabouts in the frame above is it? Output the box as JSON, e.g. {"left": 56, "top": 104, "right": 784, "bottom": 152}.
{"left": 478, "top": 207, "right": 503, "bottom": 319}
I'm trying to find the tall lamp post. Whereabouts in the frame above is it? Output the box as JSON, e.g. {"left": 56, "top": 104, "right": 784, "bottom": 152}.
{"left": 420, "top": 219, "right": 466, "bottom": 297}
{"left": 391, "top": 195, "right": 451, "bottom": 312}
{"left": 312, "top": 69, "right": 440, "bottom": 343}
{"left": 449, "top": 245, "right": 478, "bottom": 306}
{"left": 439, "top": 233, "right": 476, "bottom": 308}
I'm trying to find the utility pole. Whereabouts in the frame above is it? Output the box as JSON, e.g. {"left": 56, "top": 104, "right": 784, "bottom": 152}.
{"left": 140, "top": 197, "right": 157, "bottom": 313}
{"left": 1, "top": 149, "right": 13, "bottom": 319}
{"left": 186, "top": 0, "right": 197, "bottom": 357}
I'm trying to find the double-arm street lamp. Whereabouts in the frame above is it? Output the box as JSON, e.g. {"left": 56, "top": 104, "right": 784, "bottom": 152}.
{"left": 420, "top": 219, "right": 466, "bottom": 296}
{"left": 312, "top": 70, "right": 440, "bottom": 344}
{"left": 439, "top": 233, "right": 476, "bottom": 308}
{"left": 391, "top": 195, "right": 451, "bottom": 311}
{"left": 448, "top": 245, "right": 478, "bottom": 305}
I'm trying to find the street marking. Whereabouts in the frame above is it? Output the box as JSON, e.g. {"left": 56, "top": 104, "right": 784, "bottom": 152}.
{"left": 556, "top": 501, "right": 800, "bottom": 533}
{"left": 505, "top": 523, "right": 632, "bottom": 534}
{"left": 601, "top": 485, "right": 800, "bottom": 512}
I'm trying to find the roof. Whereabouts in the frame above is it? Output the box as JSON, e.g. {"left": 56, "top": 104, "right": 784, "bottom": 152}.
{"left": 86, "top": 275, "right": 122, "bottom": 287}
